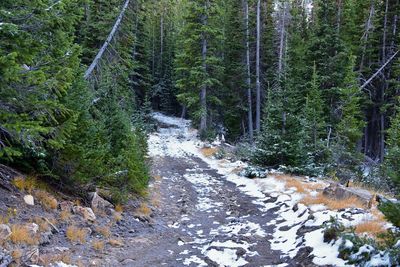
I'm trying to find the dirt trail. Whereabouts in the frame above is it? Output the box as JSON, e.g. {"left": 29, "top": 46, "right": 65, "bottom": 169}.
{"left": 124, "top": 113, "right": 319, "bottom": 267}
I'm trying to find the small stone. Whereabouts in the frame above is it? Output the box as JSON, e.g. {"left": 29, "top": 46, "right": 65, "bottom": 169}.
{"left": 39, "top": 231, "right": 52, "bottom": 245}
{"left": 25, "top": 223, "right": 39, "bottom": 235}
{"left": 236, "top": 248, "right": 246, "bottom": 257}
{"left": 90, "top": 192, "right": 113, "bottom": 211}
{"left": 53, "top": 247, "right": 70, "bottom": 253}
{"left": 72, "top": 206, "right": 96, "bottom": 222}
{"left": 292, "top": 203, "right": 299, "bottom": 212}
{"left": 0, "top": 224, "right": 11, "bottom": 240}
{"left": 24, "top": 247, "right": 39, "bottom": 264}
{"left": 323, "top": 183, "right": 373, "bottom": 207}
{"left": 24, "top": 195, "right": 34, "bottom": 206}
{"left": 121, "top": 259, "right": 135, "bottom": 265}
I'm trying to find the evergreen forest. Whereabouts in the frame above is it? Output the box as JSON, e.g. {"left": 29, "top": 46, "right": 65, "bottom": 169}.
{"left": 1, "top": 0, "right": 400, "bottom": 265}
{"left": 1, "top": 0, "right": 400, "bottom": 215}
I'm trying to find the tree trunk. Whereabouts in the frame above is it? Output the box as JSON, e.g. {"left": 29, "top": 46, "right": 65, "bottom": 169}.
{"left": 380, "top": 0, "right": 389, "bottom": 162}
{"left": 160, "top": 10, "right": 164, "bottom": 75}
{"left": 255, "top": 0, "right": 261, "bottom": 132}
{"left": 244, "top": 0, "right": 254, "bottom": 142}
{"left": 84, "top": 0, "right": 130, "bottom": 79}
{"left": 200, "top": 0, "right": 209, "bottom": 132}
{"left": 278, "top": 2, "right": 286, "bottom": 77}
{"left": 360, "top": 0, "right": 375, "bottom": 71}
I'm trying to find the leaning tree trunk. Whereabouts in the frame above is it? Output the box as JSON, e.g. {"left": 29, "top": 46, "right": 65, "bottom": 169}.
{"left": 200, "top": 0, "right": 209, "bottom": 133}
{"left": 255, "top": 0, "right": 261, "bottom": 132}
{"left": 84, "top": 0, "right": 130, "bottom": 79}
{"left": 244, "top": 0, "right": 254, "bottom": 142}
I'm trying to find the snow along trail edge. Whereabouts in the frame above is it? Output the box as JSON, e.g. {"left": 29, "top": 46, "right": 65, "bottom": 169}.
{"left": 146, "top": 112, "right": 385, "bottom": 266}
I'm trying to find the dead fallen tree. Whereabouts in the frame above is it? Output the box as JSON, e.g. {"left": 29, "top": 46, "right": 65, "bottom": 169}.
{"left": 84, "top": 0, "right": 130, "bottom": 79}
{"left": 361, "top": 50, "right": 399, "bottom": 90}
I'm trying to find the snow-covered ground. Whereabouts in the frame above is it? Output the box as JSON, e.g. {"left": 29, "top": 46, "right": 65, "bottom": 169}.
{"left": 148, "top": 112, "right": 389, "bottom": 266}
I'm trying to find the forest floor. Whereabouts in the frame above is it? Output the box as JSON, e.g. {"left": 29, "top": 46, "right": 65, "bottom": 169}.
{"left": 0, "top": 113, "right": 392, "bottom": 267}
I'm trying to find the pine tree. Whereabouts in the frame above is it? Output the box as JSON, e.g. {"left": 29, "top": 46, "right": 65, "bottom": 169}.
{"left": 301, "top": 63, "right": 328, "bottom": 174}
{"left": 385, "top": 104, "right": 400, "bottom": 188}
{"left": 0, "top": 0, "right": 83, "bottom": 169}
{"left": 333, "top": 56, "right": 365, "bottom": 180}
{"left": 175, "top": 0, "right": 224, "bottom": 137}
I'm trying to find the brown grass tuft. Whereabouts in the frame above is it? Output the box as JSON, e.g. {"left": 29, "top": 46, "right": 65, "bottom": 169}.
{"left": 12, "top": 176, "right": 37, "bottom": 192}
{"left": 113, "top": 213, "right": 122, "bottom": 222}
{"left": 201, "top": 147, "right": 218, "bottom": 157}
{"left": 92, "top": 240, "right": 105, "bottom": 251}
{"left": 60, "top": 210, "right": 72, "bottom": 222}
{"left": 66, "top": 226, "right": 87, "bottom": 244}
{"left": 115, "top": 204, "right": 124, "bottom": 213}
{"left": 135, "top": 203, "right": 152, "bottom": 216}
{"left": 10, "top": 225, "right": 37, "bottom": 245}
{"left": 284, "top": 178, "right": 306, "bottom": 193}
{"left": 11, "top": 249, "right": 22, "bottom": 265}
{"left": 35, "top": 190, "right": 58, "bottom": 210}
{"left": 39, "top": 253, "right": 72, "bottom": 266}
{"left": 301, "top": 193, "right": 365, "bottom": 210}
{"left": 73, "top": 199, "right": 82, "bottom": 206}
{"left": 108, "top": 239, "right": 124, "bottom": 247}
{"left": 95, "top": 225, "right": 111, "bottom": 238}
{"left": 355, "top": 220, "right": 386, "bottom": 236}
{"left": 153, "top": 175, "right": 162, "bottom": 181}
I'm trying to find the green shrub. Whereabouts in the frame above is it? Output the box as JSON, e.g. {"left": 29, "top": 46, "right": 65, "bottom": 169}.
{"left": 379, "top": 201, "right": 400, "bottom": 228}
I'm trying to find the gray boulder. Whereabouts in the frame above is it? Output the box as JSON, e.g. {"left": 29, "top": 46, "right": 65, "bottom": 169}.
{"left": 323, "top": 183, "right": 373, "bottom": 207}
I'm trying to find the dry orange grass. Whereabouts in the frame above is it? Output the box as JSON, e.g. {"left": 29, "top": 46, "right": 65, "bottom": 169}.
{"left": 113, "top": 212, "right": 123, "bottom": 222}
{"left": 277, "top": 174, "right": 326, "bottom": 193}
{"left": 12, "top": 176, "right": 37, "bottom": 192}
{"left": 284, "top": 178, "right": 306, "bottom": 193}
{"left": 371, "top": 208, "right": 386, "bottom": 222}
{"left": 0, "top": 216, "right": 8, "bottom": 224}
{"left": 135, "top": 203, "right": 152, "bottom": 216}
{"left": 92, "top": 240, "right": 105, "bottom": 251}
{"left": 10, "top": 225, "right": 38, "bottom": 245}
{"left": 115, "top": 204, "right": 124, "bottom": 213}
{"left": 66, "top": 226, "right": 87, "bottom": 244}
{"left": 108, "top": 239, "right": 124, "bottom": 247}
{"left": 201, "top": 147, "right": 218, "bottom": 157}
{"left": 301, "top": 193, "right": 365, "bottom": 210}
{"left": 73, "top": 199, "right": 82, "bottom": 206}
{"left": 355, "top": 220, "right": 386, "bottom": 236}
{"left": 11, "top": 249, "right": 22, "bottom": 265}
{"left": 39, "top": 252, "right": 72, "bottom": 266}
{"left": 95, "top": 225, "right": 111, "bottom": 238}
{"left": 60, "top": 210, "right": 72, "bottom": 222}
{"left": 153, "top": 175, "right": 162, "bottom": 181}
{"left": 35, "top": 190, "right": 58, "bottom": 210}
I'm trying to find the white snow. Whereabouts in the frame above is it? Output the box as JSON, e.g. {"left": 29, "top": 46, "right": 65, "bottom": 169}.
{"left": 182, "top": 255, "right": 207, "bottom": 266}
{"left": 148, "top": 113, "right": 388, "bottom": 267}
{"left": 304, "top": 229, "right": 348, "bottom": 266}
{"left": 205, "top": 248, "right": 248, "bottom": 267}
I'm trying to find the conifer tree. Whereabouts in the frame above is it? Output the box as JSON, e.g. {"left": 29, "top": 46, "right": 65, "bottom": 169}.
{"left": 333, "top": 56, "right": 365, "bottom": 180}
{"left": 175, "top": 0, "right": 223, "bottom": 136}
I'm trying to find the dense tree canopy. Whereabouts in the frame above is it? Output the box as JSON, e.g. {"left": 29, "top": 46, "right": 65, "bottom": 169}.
{"left": 1, "top": 0, "right": 400, "bottom": 198}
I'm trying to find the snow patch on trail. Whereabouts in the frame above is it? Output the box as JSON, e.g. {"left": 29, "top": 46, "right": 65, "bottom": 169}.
{"left": 148, "top": 112, "right": 380, "bottom": 266}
